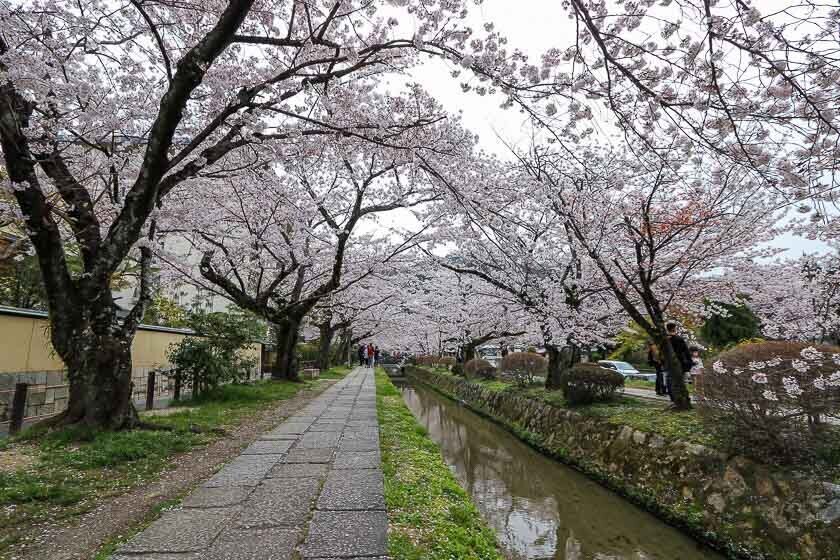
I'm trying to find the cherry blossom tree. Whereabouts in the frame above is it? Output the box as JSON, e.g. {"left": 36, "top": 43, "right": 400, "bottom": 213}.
{"left": 423, "top": 158, "right": 621, "bottom": 388}
{"left": 518, "top": 141, "right": 783, "bottom": 408}
{"left": 454, "top": 1, "right": 840, "bottom": 229}
{"left": 397, "top": 263, "right": 530, "bottom": 362}
{"left": 309, "top": 275, "right": 396, "bottom": 371}
{"left": 732, "top": 248, "right": 840, "bottom": 344}
{"left": 163, "top": 112, "right": 468, "bottom": 379}
{"left": 0, "top": 0, "right": 479, "bottom": 428}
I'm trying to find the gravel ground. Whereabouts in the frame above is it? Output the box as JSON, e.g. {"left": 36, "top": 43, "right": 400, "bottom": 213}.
{"left": 10, "top": 380, "right": 336, "bottom": 560}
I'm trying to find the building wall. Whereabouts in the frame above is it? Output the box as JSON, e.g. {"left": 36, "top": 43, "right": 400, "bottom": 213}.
{"left": 0, "top": 308, "right": 262, "bottom": 426}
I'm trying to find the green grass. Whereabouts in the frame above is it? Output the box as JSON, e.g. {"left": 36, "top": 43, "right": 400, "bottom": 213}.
{"left": 375, "top": 370, "right": 503, "bottom": 560}
{"left": 0, "top": 379, "right": 317, "bottom": 559}
{"left": 624, "top": 378, "right": 656, "bottom": 391}
{"left": 624, "top": 378, "right": 695, "bottom": 394}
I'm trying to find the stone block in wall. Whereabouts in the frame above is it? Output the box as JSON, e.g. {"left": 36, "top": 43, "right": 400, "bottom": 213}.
{"left": 47, "top": 371, "right": 65, "bottom": 386}
{"left": 28, "top": 390, "right": 46, "bottom": 406}
{"left": 53, "top": 397, "right": 68, "bottom": 414}
{"left": 53, "top": 386, "right": 68, "bottom": 400}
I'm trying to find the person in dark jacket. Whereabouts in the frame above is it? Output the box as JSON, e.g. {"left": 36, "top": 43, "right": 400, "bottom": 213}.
{"left": 647, "top": 340, "right": 666, "bottom": 396}
{"left": 666, "top": 322, "right": 693, "bottom": 400}
{"left": 358, "top": 345, "right": 365, "bottom": 366}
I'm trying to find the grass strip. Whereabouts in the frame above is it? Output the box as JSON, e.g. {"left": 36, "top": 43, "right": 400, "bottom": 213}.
{"left": 0, "top": 377, "right": 321, "bottom": 558}
{"left": 375, "top": 370, "right": 503, "bottom": 560}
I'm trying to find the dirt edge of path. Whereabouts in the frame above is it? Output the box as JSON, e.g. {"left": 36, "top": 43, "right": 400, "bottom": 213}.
{"left": 13, "top": 380, "right": 337, "bottom": 560}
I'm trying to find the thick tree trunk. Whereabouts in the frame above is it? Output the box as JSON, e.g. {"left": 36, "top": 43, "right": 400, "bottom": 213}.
{"left": 62, "top": 334, "right": 140, "bottom": 429}
{"left": 317, "top": 323, "right": 334, "bottom": 372}
{"left": 273, "top": 317, "right": 302, "bottom": 382}
{"left": 463, "top": 343, "right": 477, "bottom": 363}
{"left": 45, "top": 302, "right": 141, "bottom": 431}
{"left": 544, "top": 344, "right": 580, "bottom": 390}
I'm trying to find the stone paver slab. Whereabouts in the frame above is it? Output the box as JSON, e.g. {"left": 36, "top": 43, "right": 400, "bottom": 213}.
{"left": 203, "top": 455, "right": 282, "bottom": 487}
{"left": 296, "top": 431, "right": 341, "bottom": 449}
{"left": 119, "top": 508, "right": 237, "bottom": 553}
{"left": 266, "top": 462, "right": 329, "bottom": 479}
{"left": 283, "top": 448, "right": 334, "bottom": 463}
{"left": 241, "top": 439, "right": 293, "bottom": 455}
{"left": 317, "top": 469, "right": 385, "bottom": 511}
{"left": 235, "top": 478, "right": 320, "bottom": 528}
{"left": 205, "top": 527, "right": 300, "bottom": 559}
{"left": 300, "top": 510, "right": 388, "bottom": 558}
{"left": 338, "top": 438, "right": 379, "bottom": 452}
{"left": 182, "top": 486, "right": 253, "bottom": 509}
{"left": 334, "top": 451, "right": 381, "bottom": 470}
{"left": 265, "top": 422, "right": 312, "bottom": 435}
{"left": 308, "top": 423, "right": 345, "bottom": 432}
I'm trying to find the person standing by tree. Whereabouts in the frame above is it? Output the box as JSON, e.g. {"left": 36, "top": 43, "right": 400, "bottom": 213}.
{"left": 666, "top": 323, "right": 694, "bottom": 402}
{"left": 647, "top": 340, "right": 666, "bottom": 396}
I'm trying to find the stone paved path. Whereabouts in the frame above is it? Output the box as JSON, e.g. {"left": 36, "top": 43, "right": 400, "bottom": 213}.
{"left": 113, "top": 367, "right": 387, "bottom": 560}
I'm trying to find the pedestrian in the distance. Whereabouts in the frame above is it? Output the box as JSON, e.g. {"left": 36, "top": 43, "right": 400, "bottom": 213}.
{"left": 367, "top": 343, "right": 375, "bottom": 368}
{"left": 374, "top": 346, "right": 380, "bottom": 367}
{"left": 647, "top": 340, "right": 666, "bottom": 396}
{"left": 690, "top": 347, "right": 704, "bottom": 390}
{"left": 358, "top": 344, "right": 365, "bottom": 366}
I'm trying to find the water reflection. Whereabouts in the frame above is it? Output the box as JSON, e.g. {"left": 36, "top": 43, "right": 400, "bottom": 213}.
{"left": 398, "top": 383, "right": 722, "bottom": 560}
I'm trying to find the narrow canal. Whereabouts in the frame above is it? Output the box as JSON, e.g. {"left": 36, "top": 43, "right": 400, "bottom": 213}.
{"left": 398, "top": 382, "right": 725, "bottom": 560}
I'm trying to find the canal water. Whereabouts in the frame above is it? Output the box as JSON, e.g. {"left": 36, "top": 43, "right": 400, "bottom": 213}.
{"left": 398, "top": 382, "right": 724, "bottom": 560}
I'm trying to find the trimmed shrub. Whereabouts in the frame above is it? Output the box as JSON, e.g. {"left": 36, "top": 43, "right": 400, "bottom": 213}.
{"left": 561, "top": 363, "right": 624, "bottom": 405}
{"left": 414, "top": 355, "right": 455, "bottom": 368}
{"left": 436, "top": 356, "right": 456, "bottom": 369}
{"left": 464, "top": 358, "right": 497, "bottom": 380}
{"left": 697, "top": 341, "right": 840, "bottom": 463}
{"left": 501, "top": 352, "right": 547, "bottom": 387}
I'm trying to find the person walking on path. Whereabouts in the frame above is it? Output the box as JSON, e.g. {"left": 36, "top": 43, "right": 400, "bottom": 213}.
{"left": 358, "top": 344, "right": 366, "bottom": 366}
{"left": 374, "top": 346, "right": 380, "bottom": 367}
{"left": 367, "top": 343, "right": 375, "bottom": 367}
{"left": 665, "top": 322, "right": 694, "bottom": 402}
{"left": 647, "top": 340, "right": 666, "bottom": 396}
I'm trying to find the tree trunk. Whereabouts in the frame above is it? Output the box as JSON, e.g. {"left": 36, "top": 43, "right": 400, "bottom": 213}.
{"left": 273, "top": 316, "right": 302, "bottom": 382}
{"left": 463, "top": 343, "right": 477, "bottom": 363}
{"left": 317, "top": 323, "right": 334, "bottom": 372}
{"left": 57, "top": 328, "right": 140, "bottom": 429}
{"left": 544, "top": 341, "right": 581, "bottom": 390}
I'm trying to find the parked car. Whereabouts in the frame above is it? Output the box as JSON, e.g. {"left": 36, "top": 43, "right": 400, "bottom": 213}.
{"left": 597, "top": 360, "right": 643, "bottom": 378}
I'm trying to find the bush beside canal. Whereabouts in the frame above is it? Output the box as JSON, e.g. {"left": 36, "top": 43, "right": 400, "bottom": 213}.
{"left": 375, "top": 370, "right": 503, "bottom": 560}
{"left": 406, "top": 366, "right": 840, "bottom": 560}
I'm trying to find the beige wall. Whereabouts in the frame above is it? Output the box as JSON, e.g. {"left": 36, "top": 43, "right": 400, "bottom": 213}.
{"left": 0, "top": 312, "right": 261, "bottom": 373}
{"left": 0, "top": 314, "right": 63, "bottom": 372}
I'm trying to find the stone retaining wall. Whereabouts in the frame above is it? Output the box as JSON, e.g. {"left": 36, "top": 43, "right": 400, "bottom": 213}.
{"left": 406, "top": 366, "right": 840, "bottom": 560}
